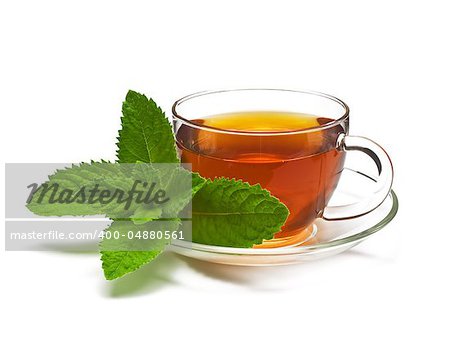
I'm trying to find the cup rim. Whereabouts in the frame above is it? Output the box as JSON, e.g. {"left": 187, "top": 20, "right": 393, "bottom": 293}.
{"left": 172, "top": 88, "right": 350, "bottom": 136}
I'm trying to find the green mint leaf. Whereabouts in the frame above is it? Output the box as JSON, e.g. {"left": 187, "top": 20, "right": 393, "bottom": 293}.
{"left": 100, "top": 220, "right": 180, "bottom": 280}
{"left": 27, "top": 162, "right": 198, "bottom": 220}
{"left": 117, "top": 90, "right": 178, "bottom": 163}
{"left": 192, "top": 178, "right": 289, "bottom": 248}
{"left": 27, "top": 161, "right": 115, "bottom": 217}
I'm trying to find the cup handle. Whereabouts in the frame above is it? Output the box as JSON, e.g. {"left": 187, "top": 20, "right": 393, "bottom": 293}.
{"left": 322, "top": 134, "right": 394, "bottom": 221}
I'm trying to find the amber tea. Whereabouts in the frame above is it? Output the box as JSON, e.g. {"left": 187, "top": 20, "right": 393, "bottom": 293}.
{"left": 176, "top": 111, "right": 346, "bottom": 238}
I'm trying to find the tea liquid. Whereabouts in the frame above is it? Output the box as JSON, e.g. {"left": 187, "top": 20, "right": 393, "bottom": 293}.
{"left": 176, "top": 111, "right": 345, "bottom": 237}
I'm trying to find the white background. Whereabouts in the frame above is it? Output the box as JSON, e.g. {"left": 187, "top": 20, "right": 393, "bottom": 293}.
{"left": 1, "top": 1, "right": 449, "bottom": 359}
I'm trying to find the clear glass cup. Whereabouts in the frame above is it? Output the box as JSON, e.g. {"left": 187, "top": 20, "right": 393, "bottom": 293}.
{"left": 172, "top": 89, "right": 393, "bottom": 244}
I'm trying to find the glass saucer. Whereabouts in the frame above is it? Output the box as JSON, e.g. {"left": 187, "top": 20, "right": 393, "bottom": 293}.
{"left": 169, "top": 168, "right": 399, "bottom": 266}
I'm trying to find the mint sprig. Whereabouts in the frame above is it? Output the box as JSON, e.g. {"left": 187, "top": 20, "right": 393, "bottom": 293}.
{"left": 27, "top": 90, "right": 290, "bottom": 280}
